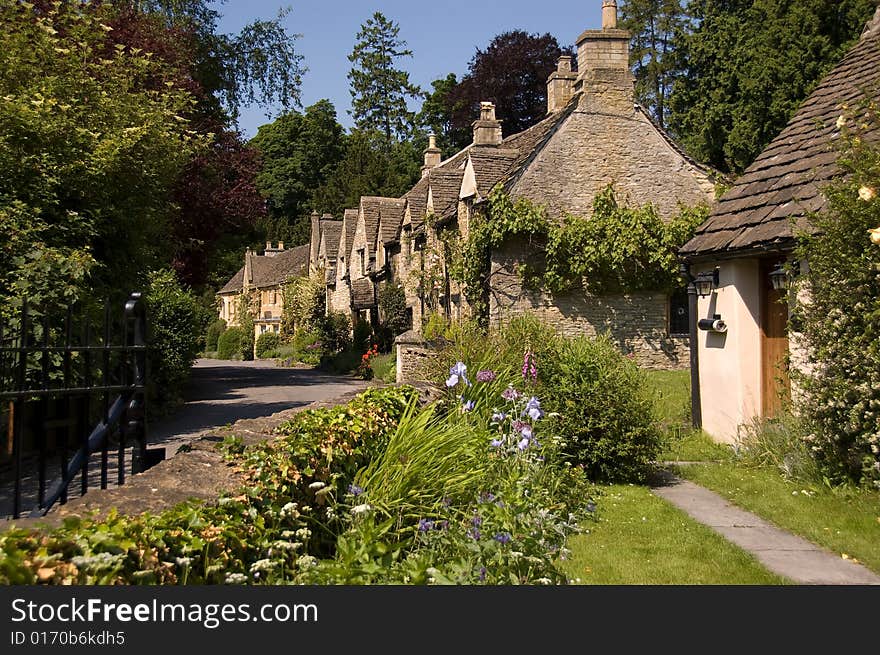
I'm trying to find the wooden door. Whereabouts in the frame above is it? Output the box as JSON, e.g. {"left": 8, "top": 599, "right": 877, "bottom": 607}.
{"left": 761, "top": 260, "right": 791, "bottom": 417}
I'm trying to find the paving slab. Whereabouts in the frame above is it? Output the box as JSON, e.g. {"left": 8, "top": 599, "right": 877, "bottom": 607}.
{"left": 652, "top": 476, "right": 880, "bottom": 585}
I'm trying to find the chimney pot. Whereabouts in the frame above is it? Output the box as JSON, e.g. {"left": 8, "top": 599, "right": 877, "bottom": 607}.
{"left": 278, "top": 242, "right": 284, "bottom": 250}
{"left": 422, "top": 133, "right": 443, "bottom": 177}
{"left": 558, "top": 55, "right": 573, "bottom": 73}
{"left": 602, "top": 1, "right": 618, "bottom": 30}
{"left": 473, "top": 102, "right": 503, "bottom": 146}
{"left": 266, "top": 241, "right": 272, "bottom": 251}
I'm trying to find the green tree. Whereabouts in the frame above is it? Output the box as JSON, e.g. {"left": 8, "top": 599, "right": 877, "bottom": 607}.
{"left": 251, "top": 100, "right": 346, "bottom": 244}
{"left": 418, "top": 74, "right": 471, "bottom": 154}
{"left": 668, "top": 0, "right": 876, "bottom": 173}
{"left": 0, "top": 0, "right": 203, "bottom": 310}
{"left": 620, "top": 0, "right": 687, "bottom": 129}
{"left": 347, "top": 12, "right": 422, "bottom": 144}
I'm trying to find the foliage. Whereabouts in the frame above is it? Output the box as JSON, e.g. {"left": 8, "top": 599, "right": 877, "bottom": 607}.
{"left": 255, "top": 332, "right": 281, "bottom": 359}
{"left": 417, "top": 74, "right": 471, "bottom": 154}
{"left": 347, "top": 12, "right": 422, "bottom": 144}
{"left": 281, "top": 273, "right": 326, "bottom": 338}
{"left": 204, "top": 319, "right": 227, "bottom": 352}
{"left": 217, "top": 326, "right": 246, "bottom": 360}
{"left": 144, "top": 269, "right": 207, "bottom": 408}
{"left": 541, "top": 334, "right": 661, "bottom": 482}
{"left": 377, "top": 282, "right": 410, "bottom": 350}
{"left": 668, "top": 0, "right": 876, "bottom": 173}
{"left": 0, "top": 387, "right": 415, "bottom": 585}
{"left": 734, "top": 414, "right": 821, "bottom": 483}
{"left": 250, "top": 101, "right": 346, "bottom": 244}
{"left": 620, "top": 0, "right": 687, "bottom": 129}
{"left": 235, "top": 294, "right": 255, "bottom": 361}
{"left": 357, "top": 344, "right": 380, "bottom": 380}
{"left": 370, "top": 353, "right": 397, "bottom": 384}
{"left": 0, "top": 0, "right": 203, "bottom": 308}
{"left": 795, "top": 104, "right": 880, "bottom": 488}
{"left": 318, "top": 312, "right": 352, "bottom": 354}
{"left": 543, "top": 187, "right": 709, "bottom": 294}
{"left": 447, "top": 31, "right": 574, "bottom": 138}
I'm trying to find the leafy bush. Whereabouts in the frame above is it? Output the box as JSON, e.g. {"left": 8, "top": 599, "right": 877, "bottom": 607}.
{"left": 371, "top": 353, "right": 397, "bottom": 383}
{"left": 255, "top": 332, "right": 281, "bottom": 359}
{"left": 205, "top": 319, "right": 227, "bottom": 352}
{"left": 795, "top": 104, "right": 880, "bottom": 488}
{"left": 377, "top": 282, "right": 410, "bottom": 349}
{"left": 217, "top": 326, "right": 246, "bottom": 360}
{"left": 145, "top": 269, "right": 205, "bottom": 409}
{"left": 734, "top": 414, "right": 821, "bottom": 483}
{"left": 318, "top": 312, "right": 352, "bottom": 353}
{"left": 281, "top": 274, "right": 326, "bottom": 337}
{"left": 542, "top": 334, "right": 661, "bottom": 482}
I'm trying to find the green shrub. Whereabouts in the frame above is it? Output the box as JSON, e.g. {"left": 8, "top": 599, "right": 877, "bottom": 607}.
{"left": 319, "top": 312, "right": 352, "bottom": 353}
{"left": 735, "top": 413, "right": 822, "bottom": 483}
{"left": 542, "top": 334, "right": 661, "bottom": 482}
{"left": 145, "top": 269, "right": 204, "bottom": 409}
{"left": 255, "top": 332, "right": 280, "bottom": 359}
{"left": 371, "top": 353, "right": 396, "bottom": 383}
{"left": 217, "top": 326, "right": 246, "bottom": 360}
{"left": 205, "top": 319, "right": 227, "bottom": 352}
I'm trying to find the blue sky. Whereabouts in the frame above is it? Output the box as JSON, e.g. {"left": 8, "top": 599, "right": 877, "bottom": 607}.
{"left": 214, "top": 0, "right": 603, "bottom": 137}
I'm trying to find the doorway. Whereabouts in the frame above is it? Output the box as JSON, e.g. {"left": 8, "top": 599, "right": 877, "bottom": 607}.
{"left": 760, "top": 260, "right": 791, "bottom": 417}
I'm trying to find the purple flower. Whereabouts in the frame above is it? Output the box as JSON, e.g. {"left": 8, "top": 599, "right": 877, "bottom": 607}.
{"left": 501, "top": 386, "right": 519, "bottom": 402}
{"left": 586, "top": 502, "right": 597, "bottom": 513}
{"left": 446, "top": 362, "right": 470, "bottom": 388}
{"left": 490, "top": 411, "right": 507, "bottom": 424}
{"left": 524, "top": 397, "right": 543, "bottom": 421}
{"left": 522, "top": 351, "right": 537, "bottom": 382}
{"left": 472, "top": 515, "right": 483, "bottom": 527}
{"left": 479, "top": 567, "right": 487, "bottom": 581}
{"left": 466, "top": 527, "right": 481, "bottom": 541}
{"left": 518, "top": 437, "right": 530, "bottom": 451}
{"left": 462, "top": 399, "right": 476, "bottom": 412}
{"left": 417, "top": 518, "right": 434, "bottom": 532}
{"left": 439, "top": 520, "right": 449, "bottom": 531}
{"left": 490, "top": 438, "right": 503, "bottom": 448}
{"left": 441, "top": 497, "right": 452, "bottom": 507}
{"left": 494, "top": 532, "right": 512, "bottom": 544}
{"left": 348, "top": 484, "right": 364, "bottom": 496}
{"left": 476, "top": 370, "right": 496, "bottom": 383}
{"left": 520, "top": 425, "right": 533, "bottom": 440}
{"left": 478, "top": 492, "right": 496, "bottom": 504}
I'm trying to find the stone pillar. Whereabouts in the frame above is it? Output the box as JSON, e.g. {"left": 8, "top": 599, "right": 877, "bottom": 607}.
{"left": 309, "top": 211, "right": 320, "bottom": 270}
{"left": 546, "top": 55, "right": 578, "bottom": 113}
{"left": 422, "top": 134, "right": 442, "bottom": 178}
{"left": 472, "top": 102, "right": 503, "bottom": 146}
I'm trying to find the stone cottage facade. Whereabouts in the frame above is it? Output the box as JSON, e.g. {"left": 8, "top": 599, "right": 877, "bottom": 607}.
{"left": 679, "top": 5, "right": 880, "bottom": 443}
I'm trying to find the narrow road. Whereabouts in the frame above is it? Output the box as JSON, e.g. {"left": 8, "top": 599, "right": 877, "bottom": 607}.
{"left": 149, "top": 359, "right": 368, "bottom": 455}
{"left": 1, "top": 360, "right": 366, "bottom": 519}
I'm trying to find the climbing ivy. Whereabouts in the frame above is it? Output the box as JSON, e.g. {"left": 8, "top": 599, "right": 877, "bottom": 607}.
{"left": 447, "top": 186, "right": 708, "bottom": 314}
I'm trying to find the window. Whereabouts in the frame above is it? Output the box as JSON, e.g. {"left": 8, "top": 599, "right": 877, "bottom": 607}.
{"left": 669, "top": 288, "right": 690, "bottom": 336}
{"left": 358, "top": 249, "right": 365, "bottom": 276}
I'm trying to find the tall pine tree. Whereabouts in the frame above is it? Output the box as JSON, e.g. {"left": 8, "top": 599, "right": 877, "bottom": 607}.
{"left": 347, "top": 12, "right": 422, "bottom": 144}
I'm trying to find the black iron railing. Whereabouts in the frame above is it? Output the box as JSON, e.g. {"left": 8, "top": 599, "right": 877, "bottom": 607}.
{"left": 0, "top": 293, "right": 148, "bottom": 519}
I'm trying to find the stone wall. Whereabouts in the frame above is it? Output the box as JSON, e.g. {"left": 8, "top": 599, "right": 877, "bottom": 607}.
{"left": 395, "top": 330, "right": 436, "bottom": 384}
{"left": 489, "top": 239, "right": 689, "bottom": 370}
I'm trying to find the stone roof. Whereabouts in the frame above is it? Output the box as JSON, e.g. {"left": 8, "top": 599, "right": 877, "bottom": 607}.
{"left": 405, "top": 176, "right": 430, "bottom": 230}
{"left": 249, "top": 244, "right": 310, "bottom": 289}
{"left": 378, "top": 198, "right": 407, "bottom": 245}
{"left": 359, "top": 197, "right": 397, "bottom": 253}
{"left": 681, "top": 13, "right": 880, "bottom": 260}
{"left": 468, "top": 147, "right": 520, "bottom": 199}
{"left": 342, "top": 209, "right": 358, "bottom": 260}
{"left": 320, "top": 220, "right": 343, "bottom": 259}
{"left": 428, "top": 167, "right": 465, "bottom": 219}
{"left": 219, "top": 266, "right": 244, "bottom": 294}
{"left": 351, "top": 277, "right": 377, "bottom": 309}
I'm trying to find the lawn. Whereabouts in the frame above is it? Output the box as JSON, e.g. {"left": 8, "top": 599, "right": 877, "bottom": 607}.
{"left": 676, "top": 463, "right": 880, "bottom": 574}
{"left": 562, "top": 484, "right": 787, "bottom": 585}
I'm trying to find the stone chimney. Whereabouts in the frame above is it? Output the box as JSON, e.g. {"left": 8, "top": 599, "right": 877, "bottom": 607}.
{"left": 244, "top": 248, "right": 254, "bottom": 289}
{"left": 547, "top": 55, "right": 577, "bottom": 113}
{"left": 472, "top": 102, "right": 503, "bottom": 146}
{"left": 575, "top": 0, "right": 634, "bottom": 112}
{"left": 264, "top": 242, "right": 284, "bottom": 257}
{"left": 422, "top": 135, "right": 442, "bottom": 178}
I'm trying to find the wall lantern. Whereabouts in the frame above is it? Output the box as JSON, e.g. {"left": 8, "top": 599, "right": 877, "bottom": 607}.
{"left": 694, "top": 268, "right": 720, "bottom": 298}
{"left": 769, "top": 261, "right": 799, "bottom": 291}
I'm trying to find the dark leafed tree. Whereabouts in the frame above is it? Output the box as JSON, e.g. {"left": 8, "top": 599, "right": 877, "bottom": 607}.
{"left": 348, "top": 12, "right": 423, "bottom": 144}
{"left": 448, "top": 31, "right": 574, "bottom": 138}
{"left": 250, "top": 100, "right": 347, "bottom": 245}
{"left": 620, "top": 0, "right": 686, "bottom": 129}
{"left": 668, "top": 0, "right": 877, "bottom": 173}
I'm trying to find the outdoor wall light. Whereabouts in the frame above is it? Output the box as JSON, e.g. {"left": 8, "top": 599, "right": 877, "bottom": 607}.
{"left": 769, "top": 261, "right": 800, "bottom": 291}
{"left": 698, "top": 314, "right": 728, "bottom": 333}
{"left": 694, "top": 268, "right": 720, "bottom": 298}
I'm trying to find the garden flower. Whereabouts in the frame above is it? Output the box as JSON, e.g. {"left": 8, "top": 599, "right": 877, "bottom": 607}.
{"left": 476, "top": 370, "right": 496, "bottom": 382}
{"left": 351, "top": 503, "right": 372, "bottom": 515}
{"left": 308, "top": 481, "right": 326, "bottom": 490}
{"left": 524, "top": 397, "right": 543, "bottom": 421}
{"left": 472, "top": 515, "right": 483, "bottom": 527}
{"left": 518, "top": 437, "right": 530, "bottom": 451}
{"left": 418, "top": 518, "right": 435, "bottom": 532}
{"left": 859, "top": 186, "right": 876, "bottom": 201}
{"left": 522, "top": 351, "right": 537, "bottom": 382}
{"left": 836, "top": 115, "right": 846, "bottom": 129}
{"left": 478, "top": 492, "right": 496, "bottom": 504}
{"left": 501, "top": 386, "right": 519, "bottom": 401}
{"left": 348, "top": 484, "right": 364, "bottom": 496}
{"left": 494, "top": 532, "right": 512, "bottom": 544}
{"left": 446, "top": 361, "right": 470, "bottom": 387}
{"left": 466, "top": 527, "right": 481, "bottom": 540}
{"left": 869, "top": 227, "right": 880, "bottom": 245}
{"left": 491, "top": 411, "right": 507, "bottom": 423}
{"left": 225, "top": 573, "right": 248, "bottom": 585}
{"left": 462, "top": 399, "right": 476, "bottom": 412}
{"left": 520, "top": 425, "right": 533, "bottom": 441}
{"left": 490, "top": 438, "right": 503, "bottom": 448}
{"left": 479, "top": 567, "right": 487, "bottom": 581}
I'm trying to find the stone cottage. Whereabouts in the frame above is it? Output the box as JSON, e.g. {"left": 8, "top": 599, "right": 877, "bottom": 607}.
{"left": 679, "top": 5, "right": 880, "bottom": 443}
{"left": 218, "top": 242, "right": 310, "bottom": 340}
{"left": 328, "top": 208, "right": 359, "bottom": 317}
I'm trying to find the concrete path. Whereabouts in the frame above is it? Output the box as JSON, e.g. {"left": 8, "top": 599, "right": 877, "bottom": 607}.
{"left": 652, "top": 474, "right": 880, "bottom": 585}
{"left": 148, "top": 359, "right": 368, "bottom": 456}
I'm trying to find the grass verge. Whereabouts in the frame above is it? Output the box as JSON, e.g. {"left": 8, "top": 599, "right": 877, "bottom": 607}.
{"left": 676, "top": 463, "right": 880, "bottom": 574}
{"left": 561, "top": 484, "right": 787, "bottom": 585}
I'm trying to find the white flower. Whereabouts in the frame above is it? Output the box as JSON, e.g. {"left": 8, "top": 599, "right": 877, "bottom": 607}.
{"left": 295, "top": 528, "right": 312, "bottom": 541}
{"left": 868, "top": 227, "right": 880, "bottom": 245}
{"left": 859, "top": 186, "right": 876, "bottom": 202}
{"left": 175, "top": 556, "right": 192, "bottom": 567}
{"left": 352, "top": 503, "right": 372, "bottom": 515}
{"left": 308, "top": 481, "right": 326, "bottom": 490}
{"left": 836, "top": 115, "right": 846, "bottom": 129}
{"left": 296, "top": 555, "right": 318, "bottom": 570}
{"left": 250, "top": 559, "right": 277, "bottom": 573}
{"left": 225, "top": 573, "right": 248, "bottom": 585}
